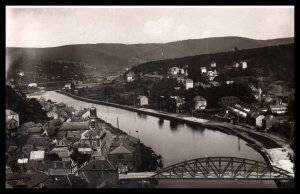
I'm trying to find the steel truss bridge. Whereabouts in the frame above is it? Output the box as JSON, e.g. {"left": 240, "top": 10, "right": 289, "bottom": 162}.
{"left": 119, "top": 157, "right": 294, "bottom": 180}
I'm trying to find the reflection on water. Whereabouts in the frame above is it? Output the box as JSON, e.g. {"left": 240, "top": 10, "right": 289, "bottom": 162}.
{"left": 158, "top": 119, "right": 164, "bottom": 129}
{"left": 170, "top": 121, "right": 178, "bottom": 131}
{"left": 137, "top": 112, "right": 147, "bottom": 120}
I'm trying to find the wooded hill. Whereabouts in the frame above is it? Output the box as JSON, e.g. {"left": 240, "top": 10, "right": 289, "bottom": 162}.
{"left": 6, "top": 36, "right": 293, "bottom": 78}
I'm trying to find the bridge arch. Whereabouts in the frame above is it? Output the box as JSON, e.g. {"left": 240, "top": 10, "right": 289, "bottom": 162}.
{"left": 151, "top": 156, "right": 294, "bottom": 180}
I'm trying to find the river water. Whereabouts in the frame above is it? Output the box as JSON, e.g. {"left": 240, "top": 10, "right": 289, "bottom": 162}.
{"left": 29, "top": 91, "right": 277, "bottom": 188}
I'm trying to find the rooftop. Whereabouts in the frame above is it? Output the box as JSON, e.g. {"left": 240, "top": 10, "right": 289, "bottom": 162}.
{"left": 79, "top": 159, "right": 116, "bottom": 171}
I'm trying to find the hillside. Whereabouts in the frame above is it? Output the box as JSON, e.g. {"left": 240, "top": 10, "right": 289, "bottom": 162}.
{"left": 6, "top": 36, "right": 294, "bottom": 78}
{"left": 131, "top": 44, "right": 294, "bottom": 84}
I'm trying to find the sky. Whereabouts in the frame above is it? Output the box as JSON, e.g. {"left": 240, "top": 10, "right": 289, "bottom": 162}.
{"left": 6, "top": 6, "right": 294, "bottom": 48}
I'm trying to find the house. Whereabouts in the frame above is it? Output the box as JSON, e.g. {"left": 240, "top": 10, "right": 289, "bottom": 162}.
{"left": 207, "top": 70, "right": 217, "bottom": 81}
{"left": 56, "top": 174, "right": 87, "bottom": 188}
{"left": 28, "top": 83, "right": 38, "bottom": 87}
{"left": 48, "top": 139, "right": 72, "bottom": 161}
{"left": 47, "top": 160, "right": 72, "bottom": 176}
{"left": 108, "top": 135, "right": 141, "bottom": 172}
{"left": 200, "top": 67, "right": 207, "bottom": 74}
{"left": 6, "top": 172, "right": 49, "bottom": 188}
{"left": 185, "top": 79, "right": 194, "bottom": 90}
{"left": 233, "top": 62, "right": 240, "bottom": 68}
{"left": 218, "top": 96, "right": 241, "bottom": 106}
{"left": 23, "top": 137, "right": 53, "bottom": 154}
{"left": 241, "top": 61, "right": 248, "bottom": 69}
{"left": 193, "top": 96, "right": 207, "bottom": 111}
{"left": 249, "top": 111, "right": 265, "bottom": 128}
{"left": 226, "top": 81, "right": 234, "bottom": 85}
{"left": 262, "top": 115, "right": 274, "bottom": 130}
{"left": 210, "top": 62, "right": 217, "bottom": 68}
{"left": 30, "top": 151, "right": 45, "bottom": 161}
{"left": 5, "top": 109, "right": 19, "bottom": 138}
{"left": 126, "top": 71, "right": 135, "bottom": 82}
{"left": 78, "top": 159, "right": 119, "bottom": 188}
{"left": 136, "top": 95, "right": 149, "bottom": 106}
{"left": 168, "top": 67, "right": 180, "bottom": 75}
{"left": 64, "top": 83, "right": 74, "bottom": 90}
{"left": 268, "top": 104, "right": 288, "bottom": 115}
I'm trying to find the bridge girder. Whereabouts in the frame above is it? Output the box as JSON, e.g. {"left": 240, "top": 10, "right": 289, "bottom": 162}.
{"left": 152, "top": 157, "right": 294, "bottom": 180}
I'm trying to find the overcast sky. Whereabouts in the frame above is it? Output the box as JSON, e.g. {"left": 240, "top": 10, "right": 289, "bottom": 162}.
{"left": 6, "top": 6, "right": 294, "bottom": 48}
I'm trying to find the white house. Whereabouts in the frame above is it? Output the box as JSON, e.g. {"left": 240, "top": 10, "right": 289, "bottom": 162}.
{"left": 193, "top": 96, "right": 207, "bottom": 110}
{"left": 28, "top": 83, "right": 37, "bottom": 87}
{"left": 210, "top": 62, "right": 217, "bottom": 68}
{"left": 233, "top": 62, "right": 240, "bottom": 68}
{"left": 137, "top": 95, "right": 149, "bottom": 106}
{"left": 126, "top": 71, "right": 135, "bottom": 82}
{"left": 241, "top": 61, "right": 248, "bottom": 69}
{"left": 185, "top": 79, "right": 194, "bottom": 90}
{"left": 30, "top": 151, "right": 45, "bottom": 161}
{"left": 64, "top": 83, "right": 72, "bottom": 90}
{"left": 200, "top": 67, "right": 207, "bottom": 74}
{"left": 226, "top": 81, "right": 234, "bottom": 85}
{"left": 169, "top": 67, "right": 180, "bottom": 75}
{"left": 6, "top": 109, "right": 19, "bottom": 138}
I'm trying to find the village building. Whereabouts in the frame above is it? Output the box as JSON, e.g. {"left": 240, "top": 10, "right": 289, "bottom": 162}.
{"left": 233, "top": 62, "right": 240, "bottom": 68}
{"left": 136, "top": 95, "right": 149, "bottom": 106}
{"left": 28, "top": 83, "right": 38, "bottom": 87}
{"left": 5, "top": 109, "right": 19, "bottom": 138}
{"left": 47, "top": 160, "right": 72, "bottom": 177}
{"left": 201, "top": 67, "right": 207, "bottom": 74}
{"left": 30, "top": 151, "right": 45, "bottom": 162}
{"left": 168, "top": 67, "right": 181, "bottom": 75}
{"left": 78, "top": 159, "right": 119, "bottom": 188}
{"left": 210, "top": 62, "right": 217, "bottom": 68}
{"left": 241, "top": 61, "right": 248, "bottom": 69}
{"left": 226, "top": 81, "right": 234, "bottom": 85}
{"left": 262, "top": 115, "right": 274, "bottom": 130}
{"left": 249, "top": 111, "right": 265, "bottom": 128}
{"left": 185, "top": 79, "right": 194, "bottom": 90}
{"left": 268, "top": 104, "right": 288, "bottom": 115}
{"left": 193, "top": 96, "right": 207, "bottom": 111}
{"left": 107, "top": 135, "right": 141, "bottom": 172}
{"left": 64, "top": 83, "right": 74, "bottom": 90}
{"left": 126, "top": 71, "right": 135, "bottom": 82}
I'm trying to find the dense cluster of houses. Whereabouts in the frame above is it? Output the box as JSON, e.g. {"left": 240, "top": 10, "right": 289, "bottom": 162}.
{"left": 6, "top": 103, "right": 142, "bottom": 188}
{"left": 219, "top": 95, "right": 292, "bottom": 134}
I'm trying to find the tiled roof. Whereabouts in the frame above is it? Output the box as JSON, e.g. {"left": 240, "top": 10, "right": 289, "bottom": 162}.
{"left": 57, "top": 174, "right": 86, "bottom": 188}
{"left": 109, "top": 144, "right": 133, "bottom": 154}
{"left": 59, "top": 121, "right": 89, "bottom": 131}
{"left": 79, "top": 160, "right": 116, "bottom": 171}
{"left": 25, "top": 172, "right": 49, "bottom": 188}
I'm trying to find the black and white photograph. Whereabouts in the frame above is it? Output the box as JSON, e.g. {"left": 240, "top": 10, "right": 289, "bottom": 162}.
{"left": 5, "top": 5, "right": 294, "bottom": 188}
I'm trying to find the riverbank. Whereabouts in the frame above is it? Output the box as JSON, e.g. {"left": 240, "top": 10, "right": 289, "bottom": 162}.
{"left": 56, "top": 90, "right": 294, "bottom": 177}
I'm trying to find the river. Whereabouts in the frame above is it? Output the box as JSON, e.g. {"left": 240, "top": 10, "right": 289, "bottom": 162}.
{"left": 29, "top": 91, "right": 277, "bottom": 188}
